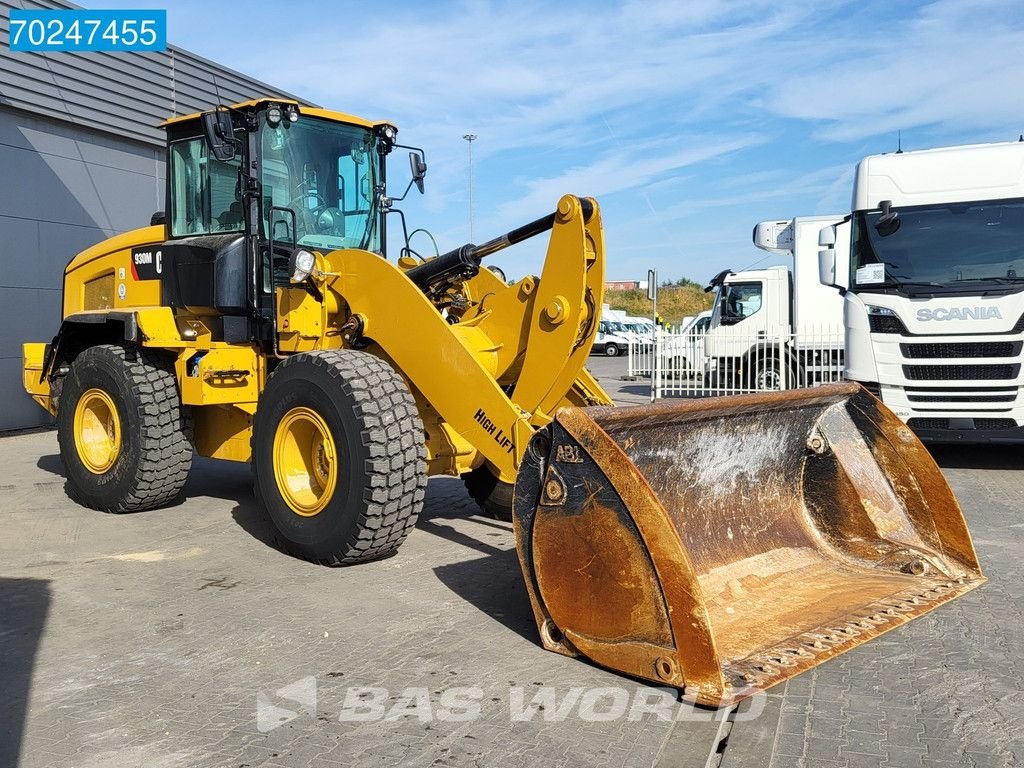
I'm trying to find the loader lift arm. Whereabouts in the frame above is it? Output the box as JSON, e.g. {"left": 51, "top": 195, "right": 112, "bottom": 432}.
{"left": 331, "top": 194, "right": 605, "bottom": 482}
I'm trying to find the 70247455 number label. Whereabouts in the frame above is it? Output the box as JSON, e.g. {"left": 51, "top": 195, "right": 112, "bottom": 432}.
{"left": 8, "top": 9, "right": 167, "bottom": 52}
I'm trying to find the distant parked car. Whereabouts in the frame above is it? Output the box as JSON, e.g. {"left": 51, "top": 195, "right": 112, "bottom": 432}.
{"left": 593, "top": 320, "right": 633, "bottom": 356}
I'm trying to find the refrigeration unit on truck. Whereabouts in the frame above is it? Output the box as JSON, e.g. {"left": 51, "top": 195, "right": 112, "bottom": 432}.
{"left": 818, "top": 140, "right": 1024, "bottom": 442}
{"left": 702, "top": 215, "right": 846, "bottom": 390}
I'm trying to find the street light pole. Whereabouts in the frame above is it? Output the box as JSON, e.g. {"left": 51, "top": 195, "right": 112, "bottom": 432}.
{"left": 462, "top": 133, "right": 477, "bottom": 242}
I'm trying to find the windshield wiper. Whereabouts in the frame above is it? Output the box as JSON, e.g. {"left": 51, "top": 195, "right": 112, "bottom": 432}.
{"left": 886, "top": 280, "right": 990, "bottom": 297}
{"left": 952, "top": 276, "right": 1024, "bottom": 283}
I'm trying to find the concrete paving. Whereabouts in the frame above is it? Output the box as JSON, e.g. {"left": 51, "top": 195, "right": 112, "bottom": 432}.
{"left": 0, "top": 355, "right": 1020, "bottom": 768}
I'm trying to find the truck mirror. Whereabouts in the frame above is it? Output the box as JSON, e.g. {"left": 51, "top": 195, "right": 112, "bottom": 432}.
{"left": 408, "top": 151, "right": 427, "bottom": 193}
{"left": 818, "top": 247, "right": 837, "bottom": 286}
{"left": 201, "top": 109, "right": 237, "bottom": 162}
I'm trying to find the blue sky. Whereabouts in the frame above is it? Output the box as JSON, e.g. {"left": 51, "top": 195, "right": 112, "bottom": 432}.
{"left": 89, "top": 0, "right": 1024, "bottom": 284}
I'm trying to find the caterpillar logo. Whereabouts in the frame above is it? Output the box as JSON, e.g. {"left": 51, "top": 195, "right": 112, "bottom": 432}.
{"left": 916, "top": 307, "right": 1003, "bottom": 321}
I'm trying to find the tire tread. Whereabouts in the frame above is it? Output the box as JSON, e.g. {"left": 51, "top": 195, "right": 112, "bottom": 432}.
{"left": 259, "top": 351, "right": 427, "bottom": 565}
{"left": 62, "top": 344, "right": 192, "bottom": 513}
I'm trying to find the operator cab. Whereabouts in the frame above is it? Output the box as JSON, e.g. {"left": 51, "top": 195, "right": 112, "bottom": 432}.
{"left": 155, "top": 98, "right": 427, "bottom": 345}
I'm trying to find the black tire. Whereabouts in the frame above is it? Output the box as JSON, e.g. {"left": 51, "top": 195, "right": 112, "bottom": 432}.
{"left": 463, "top": 465, "right": 514, "bottom": 522}
{"left": 750, "top": 355, "right": 800, "bottom": 391}
{"left": 252, "top": 350, "right": 427, "bottom": 565}
{"left": 57, "top": 344, "right": 192, "bottom": 513}
{"left": 604, "top": 342, "right": 620, "bottom": 357}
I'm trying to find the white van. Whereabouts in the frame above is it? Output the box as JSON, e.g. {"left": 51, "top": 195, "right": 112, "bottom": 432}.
{"left": 593, "top": 319, "right": 634, "bottom": 356}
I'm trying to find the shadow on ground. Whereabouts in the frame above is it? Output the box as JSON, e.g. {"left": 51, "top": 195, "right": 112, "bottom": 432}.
{"left": 0, "top": 578, "right": 50, "bottom": 768}
{"left": 35, "top": 453, "right": 64, "bottom": 479}
{"left": 419, "top": 477, "right": 538, "bottom": 643}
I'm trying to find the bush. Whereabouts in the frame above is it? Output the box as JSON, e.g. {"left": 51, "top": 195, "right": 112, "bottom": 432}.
{"left": 605, "top": 284, "right": 713, "bottom": 327}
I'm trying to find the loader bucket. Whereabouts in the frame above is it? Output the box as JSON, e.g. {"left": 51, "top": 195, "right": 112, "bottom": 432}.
{"left": 512, "top": 383, "right": 984, "bottom": 706}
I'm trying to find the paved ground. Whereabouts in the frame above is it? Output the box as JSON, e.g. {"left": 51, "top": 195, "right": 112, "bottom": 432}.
{"left": 0, "top": 356, "right": 1021, "bottom": 768}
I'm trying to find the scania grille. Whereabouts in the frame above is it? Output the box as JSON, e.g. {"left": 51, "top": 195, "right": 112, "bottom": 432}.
{"left": 902, "top": 364, "right": 1020, "bottom": 381}
{"left": 908, "top": 417, "right": 1018, "bottom": 430}
{"left": 900, "top": 341, "right": 1021, "bottom": 359}
{"left": 906, "top": 392, "right": 1018, "bottom": 403}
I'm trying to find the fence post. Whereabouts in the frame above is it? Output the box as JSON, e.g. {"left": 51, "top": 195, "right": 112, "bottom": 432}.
{"left": 651, "top": 326, "right": 660, "bottom": 401}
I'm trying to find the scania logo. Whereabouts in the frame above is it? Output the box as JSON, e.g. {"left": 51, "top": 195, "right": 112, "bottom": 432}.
{"left": 916, "top": 307, "right": 1003, "bottom": 321}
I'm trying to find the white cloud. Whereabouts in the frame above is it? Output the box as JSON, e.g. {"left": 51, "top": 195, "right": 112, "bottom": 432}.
{"left": 493, "top": 134, "right": 766, "bottom": 224}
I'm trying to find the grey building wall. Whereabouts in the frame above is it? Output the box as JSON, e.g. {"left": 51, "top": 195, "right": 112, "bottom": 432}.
{"left": 0, "top": 0, "right": 309, "bottom": 430}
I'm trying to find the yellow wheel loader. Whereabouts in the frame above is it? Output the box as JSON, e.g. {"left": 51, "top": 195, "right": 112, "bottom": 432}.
{"left": 22, "top": 99, "right": 983, "bottom": 706}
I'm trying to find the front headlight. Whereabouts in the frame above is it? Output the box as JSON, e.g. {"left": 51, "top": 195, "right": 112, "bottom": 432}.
{"left": 289, "top": 249, "right": 316, "bottom": 283}
{"left": 865, "top": 304, "right": 907, "bottom": 334}
{"left": 865, "top": 305, "right": 897, "bottom": 316}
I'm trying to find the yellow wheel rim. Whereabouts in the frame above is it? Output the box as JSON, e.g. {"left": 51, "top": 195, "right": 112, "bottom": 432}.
{"left": 73, "top": 388, "right": 122, "bottom": 474}
{"left": 273, "top": 407, "right": 338, "bottom": 517}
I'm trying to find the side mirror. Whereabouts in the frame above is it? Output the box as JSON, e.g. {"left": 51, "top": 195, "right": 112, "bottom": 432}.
{"left": 818, "top": 224, "right": 837, "bottom": 286}
{"left": 819, "top": 247, "right": 837, "bottom": 286}
{"left": 201, "top": 109, "right": 237, "bottom": 162}
{"left": 150, "top": 211, "right": 166, "bottom": 226}
{"left": 874, "top": 199, "right": 901, "bottom": 236}
{"left": 408, "top": 151, "right": 427, "bottom": 194}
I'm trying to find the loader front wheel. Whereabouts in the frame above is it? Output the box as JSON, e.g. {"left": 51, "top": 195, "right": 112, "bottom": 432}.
{"left": 253, "top": 351, "right": 427, "bottom": 565}
{"left": 57, "top": 344, "right": 193, "bottom": 513}
{"left": 463, "top": 465, "right": 514, "bottom": 522}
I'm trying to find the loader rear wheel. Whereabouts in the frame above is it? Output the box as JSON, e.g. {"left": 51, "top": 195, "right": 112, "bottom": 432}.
{"left": 57, "top": 344, "right": 193, "bottom": 513}
{"left": 463, "top": 465, "right": 514, "bottom": 522}
{"left": 253, "top": 351, "right": 427, "bottom": 565}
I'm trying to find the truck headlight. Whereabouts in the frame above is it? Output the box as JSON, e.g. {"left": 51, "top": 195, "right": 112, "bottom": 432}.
{"left": 865, "top": 305, "right": 907, "bottom": 334}
{"left": 289, "top": 249, "right": 316, "bottom": 283}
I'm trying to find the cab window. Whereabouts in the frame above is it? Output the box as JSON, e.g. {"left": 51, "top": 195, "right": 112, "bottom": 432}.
{"left": 720, "top": 282, "right": 762, "bottom": 325}
{"left": 168, "top": 137, "right": 243, "bottom": 237}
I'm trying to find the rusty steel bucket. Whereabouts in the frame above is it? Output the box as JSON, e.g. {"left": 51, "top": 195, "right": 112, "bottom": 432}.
{"left": 512, "top": 383, "right": 984, "bottom": 706}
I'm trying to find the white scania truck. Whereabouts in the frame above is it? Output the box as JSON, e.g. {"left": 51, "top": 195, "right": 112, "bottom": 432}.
{"left": 818, "top": 140, "right": 1024, "bottom": 442}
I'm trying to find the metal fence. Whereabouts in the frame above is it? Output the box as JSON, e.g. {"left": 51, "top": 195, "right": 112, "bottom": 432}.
{"left": 628, "top": 326, "right": 845, "bottom": 399}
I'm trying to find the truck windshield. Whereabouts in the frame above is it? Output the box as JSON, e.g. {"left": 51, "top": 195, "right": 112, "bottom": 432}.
{"left": 261, "top": 116, "right": 382, "bottom": 253}
{"left": 851, "top": 199, "right": 1024, "bottom": 295}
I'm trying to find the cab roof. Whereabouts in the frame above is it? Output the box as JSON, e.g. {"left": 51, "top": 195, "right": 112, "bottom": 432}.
{"left": 160, "top": 97, "right": 391, "bottom": 131}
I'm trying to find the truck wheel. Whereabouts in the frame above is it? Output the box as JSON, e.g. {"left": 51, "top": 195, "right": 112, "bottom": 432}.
{"left": 752, "top": 356, "right": 799, "bottom": 390}
{"left": 57, "top": 344, "right": 192, "bottom": 513}
{"left": 464, "top": 465, "right": 514, "bottom": 522}
{"left": 604, "top": 342, "right": 620, "bottom": 357}
{"left": 252, "top": 350, "right": 427, "bottom": 565}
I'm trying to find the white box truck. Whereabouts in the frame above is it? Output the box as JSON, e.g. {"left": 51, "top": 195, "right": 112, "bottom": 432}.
{"left": 818, "top": 140, "right": 1024, "bottom": 442}
{"left": 701, "top": 215, "right": 846, "bottom": 390}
